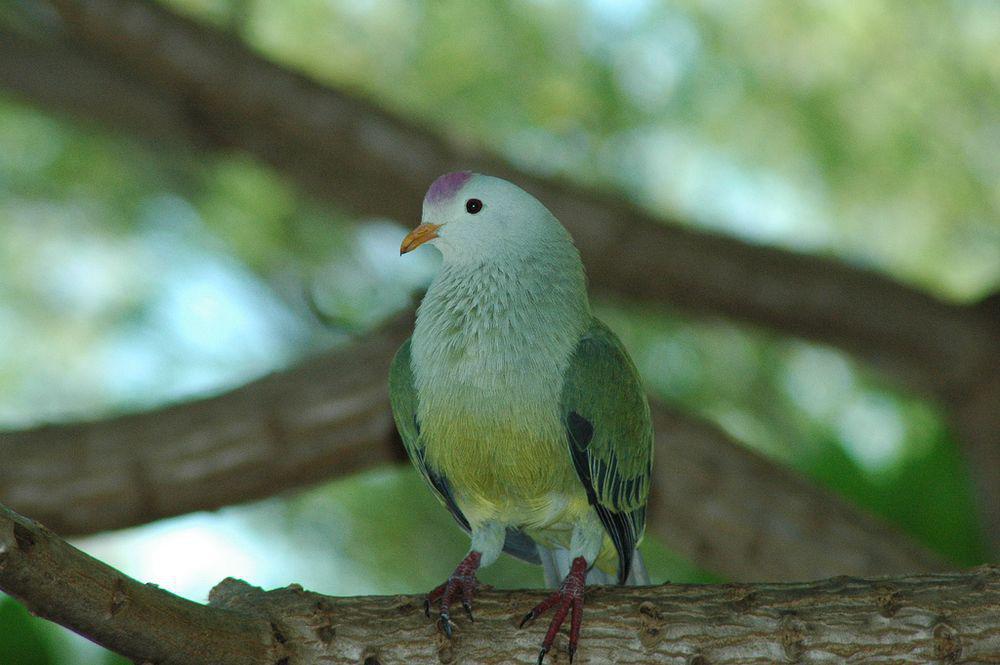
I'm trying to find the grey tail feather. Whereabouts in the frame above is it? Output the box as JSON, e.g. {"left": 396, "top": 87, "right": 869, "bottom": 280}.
{"left": 502, "top": 527, "right": 542, "bottom": 564}
{"left": 626, "top": 548, "right": 650, "bottom": 586}
{"left": 538, "top": 544, "right": 561, "bottom": 588}
{"left": 536, "top": 545, "right": 648, "bottom": 587}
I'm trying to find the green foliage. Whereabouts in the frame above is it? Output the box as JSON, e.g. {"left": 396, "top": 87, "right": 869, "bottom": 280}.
{"left": 600, "top": 302, "right": 989, "bottom": 565}
{"left": 809, "top": 427, "right": 987, "bottom": 566}
{"left": 0, "top": 598, "right": 56, "bottom": 665}
{"left": 102, "top": 654, "right": 132, "bottom": 665}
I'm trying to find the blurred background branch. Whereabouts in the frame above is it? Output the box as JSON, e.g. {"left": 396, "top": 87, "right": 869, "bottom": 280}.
{"left": 0, "top": 314, "right": 410, "bottom": 536}
{"left": 0, "top": 312, "right": 946, "bottom": 580}
{"left": 12, "top": 0, "right": 998, "bottom": 390}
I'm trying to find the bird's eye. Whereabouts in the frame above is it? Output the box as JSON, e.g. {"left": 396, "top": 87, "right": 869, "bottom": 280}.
{"left": 465, "top": 198, "right": 483, "bottom": 214}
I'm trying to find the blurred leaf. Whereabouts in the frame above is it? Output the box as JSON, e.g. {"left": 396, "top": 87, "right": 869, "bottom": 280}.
{"left": 0, "top": 597, "right": 56, "bottom": 665}
{"left": 101, "top": 651, "right": 132, "bottom": 665}
{"left": 808, "top": 430, "right": 988, "bottom": 566}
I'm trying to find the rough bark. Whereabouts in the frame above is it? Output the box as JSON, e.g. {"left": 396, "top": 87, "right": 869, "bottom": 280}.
{"left": 3, "top": 1, "right": 998, "bottom": 551}
{"left": 0, "top": 503, "right": 280, "bottom": 665}
{"left": 210, "top": 573, "right": 1000, "bottom": 665}
{"left": 1, "top": 501, "right": 997, "bottom": 665}
{"left": 0, "top": 312, "right": 947, "bottom": 581}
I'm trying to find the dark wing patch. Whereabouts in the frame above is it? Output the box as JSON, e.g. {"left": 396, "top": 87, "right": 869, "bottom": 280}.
{"left": 566, "top": 411, "right": 640, "bottom": 583}
{"left": 502, "top": 527, "right": 543, "bottom": 563}
{"left": 560, "top": 320, "right": 653, "bottom": 585}
{"left": 413, "top": 444, "right": 470, "bottom": 531}
{"left": 567, "top": 411, "right": 594, "bottom": 451}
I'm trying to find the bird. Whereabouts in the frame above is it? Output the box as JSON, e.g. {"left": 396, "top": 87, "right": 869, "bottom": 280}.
{"left": 390, "top": 171, "right": 653, "bottom": 663}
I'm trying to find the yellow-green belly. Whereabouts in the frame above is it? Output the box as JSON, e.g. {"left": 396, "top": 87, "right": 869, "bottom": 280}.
{"left": 422, "top": 414, "right": 584, "bottom": 527}
{"left": 421, "top": 412, "right": 623, "bottom": 577}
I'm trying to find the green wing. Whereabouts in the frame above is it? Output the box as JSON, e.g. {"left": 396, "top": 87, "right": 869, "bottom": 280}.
{"left": 560, "top": 319, "right": 653, "bottom": 583}
{"left": 389, "top": 338, "right": 540, "bottom": 564}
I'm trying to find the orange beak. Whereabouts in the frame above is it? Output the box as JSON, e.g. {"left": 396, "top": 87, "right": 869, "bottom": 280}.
{"left": 400, "top": 223, "right": 440, "bottom": 254}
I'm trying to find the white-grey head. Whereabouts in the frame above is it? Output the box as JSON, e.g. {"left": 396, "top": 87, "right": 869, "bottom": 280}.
{"left": 400, "top": 172, "right": 575, "bottom": 265}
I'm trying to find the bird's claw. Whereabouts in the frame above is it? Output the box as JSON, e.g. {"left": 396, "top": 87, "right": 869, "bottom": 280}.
{"left": 521, "top": 556, "right": 588, "bottom": 664}
{"left": 439, "top": 611, "right": 454, "bottom": 638}
{"left": 423, "top": 551, "right": 482, "bottom": 638}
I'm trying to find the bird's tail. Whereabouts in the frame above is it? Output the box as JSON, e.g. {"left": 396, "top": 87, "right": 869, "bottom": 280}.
{"left": 537, "top": 545, "right": 649, "bottom": 587}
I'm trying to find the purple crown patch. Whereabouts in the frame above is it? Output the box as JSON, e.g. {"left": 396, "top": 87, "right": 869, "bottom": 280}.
{"left": 425, "top": 171, "right": 472, "bottom": 204}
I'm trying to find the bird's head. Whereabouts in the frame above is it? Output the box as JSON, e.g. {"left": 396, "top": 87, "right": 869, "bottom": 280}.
{"left": 400, "top": 172, "right": 568, "bottom": 262}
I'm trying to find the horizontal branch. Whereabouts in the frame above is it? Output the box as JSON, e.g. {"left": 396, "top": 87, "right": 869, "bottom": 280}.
{"left": 0, "top": 312, "right": 946, "bottom": 581}
{"left": 0, "top": 316, "right": 410, "bottom": 536}
{"left": 2, "top": 501, "right": 997, "bottom": 664}
{"left": 214, "top": 571, "right": 1000, "bottom": 665}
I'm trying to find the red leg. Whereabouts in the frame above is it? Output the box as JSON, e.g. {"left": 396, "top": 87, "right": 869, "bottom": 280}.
{"left": 424, "top": 550, "right": 482, "bottom": 638}
{"left": 519, "top": 556, "right": 588, "bottom": 664}
{"left": 568, "top": 593, "right": 583, "bottom": 662}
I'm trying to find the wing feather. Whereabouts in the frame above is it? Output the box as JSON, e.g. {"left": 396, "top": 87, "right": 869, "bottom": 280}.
{"left": 560, "top": 319, "right": 653, "bottom": 583}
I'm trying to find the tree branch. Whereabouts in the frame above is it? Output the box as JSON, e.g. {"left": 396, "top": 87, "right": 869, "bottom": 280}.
{"left": 0, "top": 26, "right": 189, "bottom": 143}
{"left": 1, "top": 501, "right": 996, "bottom": 665}
{"left": 646, "top": 409, "right": 946, "bottom": 580}
{"left": 0, "top": 316, "right": 411, "bottom": 537}
{"left": 0, "top": 503, "right": 279, "bottom": 665}
{"left": 0, "top": 313, "right": 946, "bottom": 580}
{"left": 3, "top": 0, "right": 998, "bottom": 551}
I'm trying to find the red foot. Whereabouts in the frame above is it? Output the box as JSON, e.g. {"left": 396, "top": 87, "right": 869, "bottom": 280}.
{"left": 519, "top": 556, "right": 587, "bottom": 664}
{"left": 425, "top": 550, "right": 482, "bottom": 638}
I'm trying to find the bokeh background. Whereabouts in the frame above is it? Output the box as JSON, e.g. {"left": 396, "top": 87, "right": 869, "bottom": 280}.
{"left": 1, "top": 0, "right": 997, "bottom": 662}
